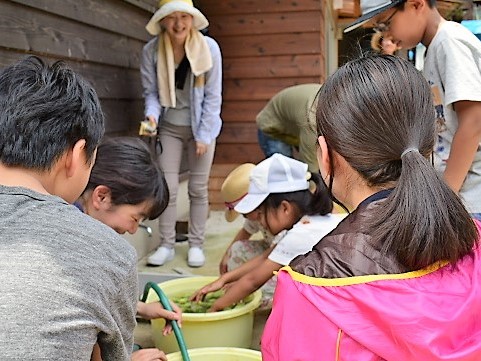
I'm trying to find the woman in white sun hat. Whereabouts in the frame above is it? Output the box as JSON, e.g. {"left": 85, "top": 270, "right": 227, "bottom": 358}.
{"left": 141, "top": 0, "right": 222, "bottom": 268}
{"left": 191, "top": 154, "right": 345, "bottom": 311}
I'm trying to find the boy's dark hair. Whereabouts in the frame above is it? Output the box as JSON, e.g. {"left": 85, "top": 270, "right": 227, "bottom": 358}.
{"left": 85, "top": 137, "right": 169, "bottom": 219}
{"left": 316, "top": 55, "right": 477, "bottom": 270}
{"left": 262, "top": 172, "right": 333, "bottom": 220}
{"left": 397, "top": 0, "right": 436, "bottom": 10}
{"left": 0, "top": 56, "right": 104, "bottom": 170}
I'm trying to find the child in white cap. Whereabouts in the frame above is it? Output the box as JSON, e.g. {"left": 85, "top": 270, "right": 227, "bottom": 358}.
{"left": 219, "top": 163, "right": 277, "bottom": 309}
{"left": 142, "top": 0, "right": 223, "bottom": 268}
{"left": 191, "top": 153, "right": 344, "bottom": 311}
{"left": 219, "top": 163, "right": 276, "bottom": 274}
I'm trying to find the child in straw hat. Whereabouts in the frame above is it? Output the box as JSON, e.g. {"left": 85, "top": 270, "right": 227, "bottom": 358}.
{"left": 219, "top": 163, "right": 278, "bottom": 309}
{"left": 219, "top": 163, "right": 276, "bottom": 272}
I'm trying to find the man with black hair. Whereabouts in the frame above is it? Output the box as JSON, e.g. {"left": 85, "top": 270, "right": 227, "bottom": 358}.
{"left": 0, "top": 56, "right": 138, "bottom": 360}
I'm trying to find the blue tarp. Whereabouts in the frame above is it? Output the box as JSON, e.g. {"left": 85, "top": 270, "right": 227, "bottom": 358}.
{"left": 461, "top": 20, "right": 481, "bottom": 40}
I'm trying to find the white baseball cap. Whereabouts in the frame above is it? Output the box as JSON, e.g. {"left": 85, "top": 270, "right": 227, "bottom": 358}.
{"left": 234, "top": 154, "right": 309, "bottom": 214}
{"left": 344, "top": 0, "right": 405, "bottom": 33}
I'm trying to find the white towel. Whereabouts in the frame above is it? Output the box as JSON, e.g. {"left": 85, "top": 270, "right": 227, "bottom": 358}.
{"left": 156, "top": 30, "right": 212, "bottom": 108}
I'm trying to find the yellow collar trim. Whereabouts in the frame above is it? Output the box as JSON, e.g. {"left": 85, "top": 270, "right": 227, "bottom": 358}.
{"left": 278, "top": 262, "right": 448, "bottom": 287}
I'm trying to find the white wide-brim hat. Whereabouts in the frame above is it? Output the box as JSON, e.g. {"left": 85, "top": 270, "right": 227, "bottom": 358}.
{"left": 146, "top": 0, "right": 209, "bottom": 35}
{"left": 344, "top": 0, "right": 404, "bottom": 33}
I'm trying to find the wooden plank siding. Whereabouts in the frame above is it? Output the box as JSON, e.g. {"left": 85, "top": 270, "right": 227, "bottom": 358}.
{"left": 0, "top": 0, "right": 328, "bottom": 210}
{"left": 197, "top": 0, "right": 327, "bottom": 208}
{"left": 0, "top": 0, "right": 157, "bottom": 136}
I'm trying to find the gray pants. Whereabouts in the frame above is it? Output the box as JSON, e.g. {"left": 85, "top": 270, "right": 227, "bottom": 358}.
{"left": 158, "top": 121, "right": 215, "bottom": 248}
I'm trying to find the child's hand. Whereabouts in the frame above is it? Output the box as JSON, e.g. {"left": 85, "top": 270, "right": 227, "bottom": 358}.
{"left": 137, "top": 301, "right": 182, "bottom": 336}
{"left": 219, "top": 250, "right": 230, "bottom": 274}
{"left": 190, "top": 279, "right": 225, "bottom": 302}
{"left": 132, "top": 348, "right": 167, "bottom": 361}
{"left": 137, "top": 301, "right": 182, "bottom": 330}
{"left": 208, "top": 300, "right": 225, "bottom": 313}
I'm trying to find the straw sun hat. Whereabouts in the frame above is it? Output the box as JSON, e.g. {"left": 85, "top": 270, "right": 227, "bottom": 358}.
{"left": 221, "top": 163, "right": 256, "bottom": 222}
{"left": 146, "top": 0, "right": 209, "bottom": 36}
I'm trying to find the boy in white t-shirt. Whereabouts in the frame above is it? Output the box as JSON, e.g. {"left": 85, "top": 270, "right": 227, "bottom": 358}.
{"left": 192, "top": 154, "right": 344, "bottom": 311}
{"left": 345, "top": 0, "right": 481, "bottom": 220}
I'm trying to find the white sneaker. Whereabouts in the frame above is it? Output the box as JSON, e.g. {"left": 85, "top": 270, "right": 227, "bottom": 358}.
{"left": 147, "top": 246, "right": 175, "bottom": 266}
{"left": 187, "top": 247, "right": 205, "bottom": 268}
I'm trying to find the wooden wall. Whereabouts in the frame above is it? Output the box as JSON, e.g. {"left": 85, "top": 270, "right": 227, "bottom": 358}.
{"left": 0, "top": 0, "right": 328, "bottom": 210}
{"left": 197, "top": 0, "right": 327, "bottom": 208}
{"left": 198, "top": 0, "right": 326, "bottom": 165}
{"left": 0, "top": 0, "right": 157, "bottom": 136}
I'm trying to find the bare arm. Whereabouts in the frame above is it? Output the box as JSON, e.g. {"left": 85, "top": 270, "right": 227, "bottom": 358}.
{"left": 136, "top": 301, "right": 181, "bottom": 322}
{"left": 219, "top": 246, "right": 272, "bottom": 285}
{"left": 192, "top": 246, "right": 273, "bottom": 301}
{"left": 210, "top": 257, "right": 281, "bottom": 311}
{"left": 91, "top": 344, "right": 102, "bottom": 361}
{"left": 444, "top": 101, "right": 481, "bottom": 192}
{"left": 132, "top": 348, "right": 167, "bottom": 361}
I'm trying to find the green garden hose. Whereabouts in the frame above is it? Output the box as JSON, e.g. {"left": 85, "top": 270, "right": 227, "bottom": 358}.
{"left": 141, "top": 282, "right": 191, "bottom": 361}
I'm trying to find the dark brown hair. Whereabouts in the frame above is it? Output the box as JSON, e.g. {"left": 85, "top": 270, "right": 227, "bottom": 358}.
{"left": 84, "top": 137, "right": 169, "bottom": 219}
{"left": 0, "top": 56, "right": 104, "bottom": 170}
{"left": 397, "top": 0, "right": 436, "bottom": 10}
{"left": 261, "top": 172, "right": 333, "bottom": 228}
{"left": 316, "top": 55, "right": 477, "bottom": 270}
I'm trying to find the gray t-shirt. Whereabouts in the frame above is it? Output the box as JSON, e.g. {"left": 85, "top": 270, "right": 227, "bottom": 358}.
{"left": 0, "top": 186, "right": 138, "bottom": 360}
{"left": 423, "top": 21, "right": 481, "bottom": 213}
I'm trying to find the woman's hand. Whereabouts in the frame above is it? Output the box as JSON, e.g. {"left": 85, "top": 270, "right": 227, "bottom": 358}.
{"left": 190, "top": 278, "right": 226, "bottom": 302}
{"left": 196, "top": 142, "right": 208, "bottom": 157}
{"left": 132, "top": 348, "right": 167, "bottom": 361}
{"left": 140, "top": 115, "right": 158, "bottom": 137}
{"left": 146, "top": 115, "right": 157, "bottom": 126}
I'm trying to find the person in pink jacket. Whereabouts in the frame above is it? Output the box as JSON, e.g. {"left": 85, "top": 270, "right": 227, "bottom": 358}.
{"left": 261, "top": 55, "right": 481, "bottom": 360}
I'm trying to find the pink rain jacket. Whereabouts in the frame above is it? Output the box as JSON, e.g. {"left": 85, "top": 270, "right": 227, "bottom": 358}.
{"left": 262, "top": 234, "right": 481, "bottom": 360}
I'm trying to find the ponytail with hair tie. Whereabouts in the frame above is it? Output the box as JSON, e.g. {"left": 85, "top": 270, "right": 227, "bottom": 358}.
{"left": 401, "top": 148, "right": 419, "bottom": 158}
